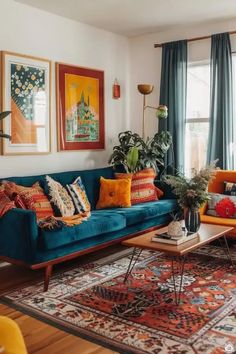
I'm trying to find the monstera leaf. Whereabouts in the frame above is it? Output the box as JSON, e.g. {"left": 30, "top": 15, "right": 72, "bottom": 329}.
{"left": 126, "top": 146, "right": 139, "bottom": 172}
{"left": 109, "top": 130, "right": 172, "bottom": 173}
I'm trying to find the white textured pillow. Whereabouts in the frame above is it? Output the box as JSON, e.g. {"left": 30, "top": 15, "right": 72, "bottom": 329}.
{"left": 45, "top": 175, "right": 75, "bottom": 217}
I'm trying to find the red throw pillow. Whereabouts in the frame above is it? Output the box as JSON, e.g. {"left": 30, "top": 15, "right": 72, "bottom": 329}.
{"left": 11, "top": 193, "right": 28, "bottom": 209}
{"left": 116, "top": 168, "right": 161, "bottom": 205}
{"left": 207, "top": 192, "right": 236, "bottom": 218}
{"left": 0, "top": 190, "right": 15, "bottom": 217}
{"left": 215, "top": 198, "right": 236, "bottom": 218}
{"left": 3, "top": 181, "right": 53, "bottom": 219}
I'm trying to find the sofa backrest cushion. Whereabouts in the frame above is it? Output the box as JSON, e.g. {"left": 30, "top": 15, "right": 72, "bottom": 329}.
{"left": 208, "top": 170, "right": 236, "bottom": 194}
{"left": 0, "top": 166, "right": 114, "bottom": 210}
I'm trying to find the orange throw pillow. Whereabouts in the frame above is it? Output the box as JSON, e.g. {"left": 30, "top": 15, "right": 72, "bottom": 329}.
{"left": 116, "top": 168, "right": 161, "bottom": 205}
{"left": 96, "top": 177, "right": 131, "bottom": 209}
{"left": 4, "top": 181, "right": 53, "bottom": 219}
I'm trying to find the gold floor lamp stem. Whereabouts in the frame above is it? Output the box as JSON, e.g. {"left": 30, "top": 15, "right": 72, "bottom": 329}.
{"left": 142, "top": 95, "right": 146, "bottom": 139}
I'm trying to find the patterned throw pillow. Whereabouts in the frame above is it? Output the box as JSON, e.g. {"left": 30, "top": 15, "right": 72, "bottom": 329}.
{"left": 0, "top": 190, "right": 15, "bottom": 217}
{"left": 116, "top": 168, "right": 160, "bottom": 205}
{"left": 224, "top": 181, "right": 236, "bottom": 196}
{"left": 44, "top": 176, "right": 75, "bottom": 217}
{"left": 207, "top": 192, "right": 236, "bottom": 218}
{"left": 66, "top": 177, "right": 90, "bottom": 214}
{"left": 96, "top": 177, "right": 131, "bottom": 209}
{"left": 3, "top": 181, "right": 54, "bottom": 219}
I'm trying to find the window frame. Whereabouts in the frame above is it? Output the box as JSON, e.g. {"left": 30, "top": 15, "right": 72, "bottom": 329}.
{"left": 186, "top": 117, "right": 209, "bottom": 123}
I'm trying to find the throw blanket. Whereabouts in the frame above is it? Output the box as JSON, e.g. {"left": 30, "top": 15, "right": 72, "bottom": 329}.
{"left": 37, "top": 212, "right": 91, "bottom": 231}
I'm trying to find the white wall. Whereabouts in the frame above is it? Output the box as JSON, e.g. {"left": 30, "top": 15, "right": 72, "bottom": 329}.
{"left": 0, "top": 0, "right": 130, "bottom": 178}
{"left": 130, "top": 19, "right": 236, "bottom": 139}
{"left": 1, "top": 1, "right": 236, "bottom": 178}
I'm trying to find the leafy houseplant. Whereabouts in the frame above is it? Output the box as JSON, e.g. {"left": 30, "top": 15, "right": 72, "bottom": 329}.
{"left": 164, "top": 161, "right": 218, "bottom": 232}
{"left": 0, "top": 111, "right": 11, "bottom": 140}
{"left": 109, "top": 130, "right": 172, "bottom": 173}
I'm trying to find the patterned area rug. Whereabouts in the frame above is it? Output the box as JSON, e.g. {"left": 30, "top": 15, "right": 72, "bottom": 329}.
{"left": 1, "top": 246, "right": 236, "bottom": 354}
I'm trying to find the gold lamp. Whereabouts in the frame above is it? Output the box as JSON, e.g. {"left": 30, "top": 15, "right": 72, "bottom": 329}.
{"left": 137, "top": 84, "right": 168, "bottom": 139}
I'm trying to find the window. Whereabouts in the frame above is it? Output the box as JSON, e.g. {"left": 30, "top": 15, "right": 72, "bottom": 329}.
{"left": 185, "top": 62, "right": 210, "bottom": 176}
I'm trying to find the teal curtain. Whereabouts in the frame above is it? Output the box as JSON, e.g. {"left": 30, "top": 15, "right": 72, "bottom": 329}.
{"left": 159, "top": 40, "right": 187, "bottom": 173}
{"left": 207, "top": 32, "right": 234, "bottom": 169}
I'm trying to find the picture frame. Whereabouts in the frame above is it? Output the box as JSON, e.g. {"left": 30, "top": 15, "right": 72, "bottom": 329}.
{"left": 1, "top": 51, "right": 51, "bottom": 155}
{"left": 56, "top": 63, "right": 105, "bottom": 151}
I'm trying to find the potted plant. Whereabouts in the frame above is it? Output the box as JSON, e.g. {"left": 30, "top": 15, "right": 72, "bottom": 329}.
{"left": 108, "top": 130, "right": 172, "bottom": 173}
{"left": 163, "top": 161, "right": 217, "bottom": 232}
{"left": 0, "top": 111, "right": 11, "bottom": 140}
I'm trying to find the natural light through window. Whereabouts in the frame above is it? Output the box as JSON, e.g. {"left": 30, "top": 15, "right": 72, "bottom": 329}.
{"left": 232, "top": 54, "right": 236, "bottom": 169}
{"left": 185, "top": 62, "right": 210, "bottom": 176}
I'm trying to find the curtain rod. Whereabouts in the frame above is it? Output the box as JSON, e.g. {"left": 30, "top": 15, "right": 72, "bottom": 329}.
{"left": 154, "top": 30, "right": 236, "bottom": 48}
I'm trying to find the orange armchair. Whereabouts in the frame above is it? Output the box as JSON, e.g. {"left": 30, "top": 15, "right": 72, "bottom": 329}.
{"left": 200, "top": 170, "right": 236, "bottom": 238}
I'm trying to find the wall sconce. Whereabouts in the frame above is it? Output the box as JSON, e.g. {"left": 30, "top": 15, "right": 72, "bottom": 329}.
{"left": 137, "top": 84, "right": 168, "bottom": 139}
{"left": 113, "top": 79, "right": 120, "bottom": 99}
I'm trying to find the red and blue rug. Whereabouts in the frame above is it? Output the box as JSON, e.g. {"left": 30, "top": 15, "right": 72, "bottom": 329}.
{"left": 1, "top": 246, "right": 236, "bottom": 353}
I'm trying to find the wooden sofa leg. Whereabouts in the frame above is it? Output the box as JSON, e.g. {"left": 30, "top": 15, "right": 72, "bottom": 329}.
{"left": 44, "top": 265, "right": 53, "bottom": 292}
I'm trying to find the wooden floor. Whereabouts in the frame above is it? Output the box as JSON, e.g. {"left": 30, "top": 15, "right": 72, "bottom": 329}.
{"left": 0, "top": 247, "right": 122, "bottom": 354}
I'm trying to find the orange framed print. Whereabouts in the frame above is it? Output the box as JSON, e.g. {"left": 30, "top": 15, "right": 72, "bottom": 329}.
{"left": 1, "top": 51, "right": 51, "bottom": 155}
{"left": 56, "top": 63, "right": 105, "bottom": 151}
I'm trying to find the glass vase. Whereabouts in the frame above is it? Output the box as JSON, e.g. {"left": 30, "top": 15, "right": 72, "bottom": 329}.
{"left": 184, "top": 208, "right": 201, "bottom": 233}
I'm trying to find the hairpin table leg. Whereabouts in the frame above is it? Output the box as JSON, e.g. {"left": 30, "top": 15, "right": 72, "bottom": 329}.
{"left": 222, "top": 235, "right": 234, "bottom": 267}
{"left": 123, "top": 248, "right": 143, "bottom": 283}
{"left": 171, "top": 255, "right": 186, "bottom": 305}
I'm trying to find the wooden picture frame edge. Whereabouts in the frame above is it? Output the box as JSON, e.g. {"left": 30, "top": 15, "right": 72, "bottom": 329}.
{"left": 56, "top": 61, "right": 105, "bottom": 152}
{"left": 0, "top": 51, "right": 3, "bottom": 155}
{"left": 1, "top": 51, "right": 52, "bottom": 156}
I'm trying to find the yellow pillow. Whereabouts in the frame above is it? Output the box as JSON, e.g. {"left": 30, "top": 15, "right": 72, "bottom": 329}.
{"left": 96, "top": 177, "right": 131, "bottom": 209}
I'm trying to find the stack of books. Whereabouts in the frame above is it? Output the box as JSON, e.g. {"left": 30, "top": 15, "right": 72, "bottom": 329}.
{"left": 152, "top": 231, "right": 198, "bottom": 245}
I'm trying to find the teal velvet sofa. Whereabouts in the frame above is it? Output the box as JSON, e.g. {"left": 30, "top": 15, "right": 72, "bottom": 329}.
{"left": 0, "top": 166, "right": 177, "bottom": 290}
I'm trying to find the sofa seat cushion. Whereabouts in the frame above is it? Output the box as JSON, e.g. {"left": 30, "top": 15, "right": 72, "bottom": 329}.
{"left": 39, "top": 212, "right": 126, "bottom": 250}
{"left": 201, "top": 214, "right": 236, "bottom": 227}
{"left": 94, "top": 199, "right": 178, "bottom": 226}
{"left": 34, "top": 213, "right": 174, "bottom": 264}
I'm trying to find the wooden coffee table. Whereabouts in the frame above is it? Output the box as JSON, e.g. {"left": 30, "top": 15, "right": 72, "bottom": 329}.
{"left": 122, "top": 223, "right": 234, "bottom": 305}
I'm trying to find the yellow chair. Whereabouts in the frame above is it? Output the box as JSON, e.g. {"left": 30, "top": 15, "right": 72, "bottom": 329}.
{"left": 0, "top": 316, "right": 27, "bottom": 354}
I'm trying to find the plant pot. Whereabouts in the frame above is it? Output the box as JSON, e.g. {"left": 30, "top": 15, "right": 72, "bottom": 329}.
{"left": 184, "top": 208, "right": 200, "bottom": 233}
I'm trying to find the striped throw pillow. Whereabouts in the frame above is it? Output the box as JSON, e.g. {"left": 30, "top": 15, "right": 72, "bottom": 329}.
{"left": 66, "top": 177, "right": 90, "bottom": 214}
{"left": 3, "top": 181, "right": 54, "bottom": 219}
{"left": 116, "top": 168, "right": 160, "bottom": 205}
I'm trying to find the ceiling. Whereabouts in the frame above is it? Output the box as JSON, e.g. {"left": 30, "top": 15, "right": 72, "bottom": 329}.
{"left": 15, "top": 0, "right": 236, "bottom": 37}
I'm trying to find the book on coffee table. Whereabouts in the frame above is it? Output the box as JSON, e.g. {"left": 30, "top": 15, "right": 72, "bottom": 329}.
{"left": 152, "top": 231, "right": 198, "bottom": 245}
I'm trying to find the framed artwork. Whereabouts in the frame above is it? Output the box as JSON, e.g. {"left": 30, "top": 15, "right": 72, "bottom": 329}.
{"left": 56, "top": 63, "right": 105, "bottom": 151}
{"left": 1, "top": 51, "right": 51, "bottom": 155}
